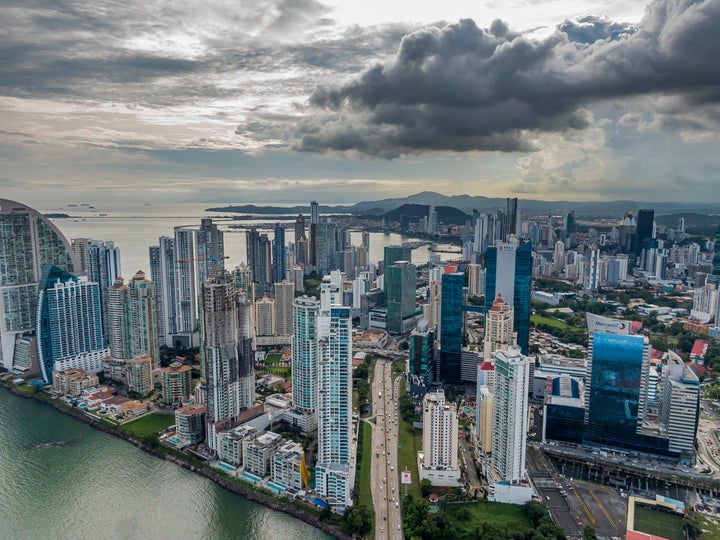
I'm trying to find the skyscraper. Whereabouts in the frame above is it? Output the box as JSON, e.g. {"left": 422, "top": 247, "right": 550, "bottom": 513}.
{"left": 421, "top": 389, "right": 459, "bottom": 472}
{"left": 635, "top": 208, "right": 655, "bottom": 257}
{"left": 272, "top": 223, "right": 286, "bottom": 284}
{"left": 385, "top": 261, "right": 416, "bottom": 334}
{"left": 384, "top": 245, "right": 411, "bottom": 269}
{"left": 202, "top": 272, "right": 256, "bottom": 451}
{"left": 408, "top": 318, "right": 435, "bottom": 387}
{"left": 661, "top": 351, "right": 700, "bottom": 460}
{"left": 126, "top": 270, "right": 159, "bottom": 368}
{"left": 196, "top": 218, "right": 225, "bottom": 282}
{"left": 483, "top": 293, "right": 515, "bottom": 361}
{"left": 491, "top": 345, "right": 530, "bottom": 482}
{"left": 439, "top": 272, "right": 465, "bottom": 383}
{"left": 254, "top": 296, "right": 275, "bottom": 337}
{"left": 36, "top": 265, "right": 107, "bottom": 384}
{"left": 290, "top": 296, "right": 320, "bottom": 432}
{"left": 315, "top": 306, "right": 353, "bottom": 507}
{"left": 0, "top": 199, "right": 80, "bottom": 371}
{"left": 484, "top": 241, "right": 532, "bottom": 354}
{"left": 174, "top": 226, "right": 198, "bottom": 346}
{"left": 585, "top": 314, "right": 651, "bottom": 450}
{"left": 149, "top": 236, "right": 177, "bottom": 346}
{"left": 87, "top": 240, "right": 121, "bottom": 345}
{"left": 274, "top": 280, "right": 295, "bottom": 337}
{"left": 246, "top": 227, "right": 272, "bottom": 290}
{"left": 310, "top": 200, "right": 319, "bottom": 224}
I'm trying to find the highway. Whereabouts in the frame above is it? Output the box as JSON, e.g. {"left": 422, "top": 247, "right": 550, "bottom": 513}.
{"left": 370, "top": 360, "right": 403, "bottom": 539}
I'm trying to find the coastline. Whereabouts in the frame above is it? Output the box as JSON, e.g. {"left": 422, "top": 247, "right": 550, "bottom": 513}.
{"left": 1, "top": 383, "right": 350, "bottom": 540}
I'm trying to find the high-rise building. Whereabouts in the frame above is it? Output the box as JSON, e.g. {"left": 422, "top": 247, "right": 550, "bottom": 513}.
{"left": 384, "top": 245, "right": 411, "bottom": 269}
{"left": 0, "top": 199, "right": 80, "bottom": 371}
{"left": 125, "top": 354, "right": 153, "bottom": 397}
{"left": 173, "top": 226, "right": 197, "bottom": 341}
{"left": 232, "top": 262, "right": 253, "bottom": 292}
{"left": 491, "top": 345, "right": 530, "bottom": 482}
{"left": 661, "top": 351, "right": 700, "bottom": 459}
{"left": 315, "top": 306, "right": 353, "bottom": 507}
{"left": 439, "top": 272, "right": 465, "bottom": 383}
{"left": 635, "top": 208, "right": 655, "bottom": 257}
{"left": 274, "top": 280, "right": 295, "bottom": 337}
{"left": 246, "top": 228, "right": 272, "bottom": 290}
{"left": 107, "top": 276, "right": 131, "bottom": 361}
{"left": 420, "top": 389, "right": 460, "bottom": 486}
{"left": 149, "top": 236, "right": 176, "bottom": 346}
{"left": 202, "top": 272, "right": 256, "bottom": 451}
{"left": 483, "top": 293, "right": 515, "bottom": 361}
{"left": 385, "top": 261, "right": 416, "bottom": 334}
{"left": 73, "top": 238, "right": 121, "bottom": 345}
{"left": 585, "top": 314, "right": 651, "bottom": 451}
{"left": 467, "top": 263, "right": 485, "bottom": 297}
{"left": 408, "top": 318, "right": 435, "bottom": 387}
{"left": 476, "top": 385, "right": 493, "bottom": 454}
{"left": 159, "top": 361, "right": 193, "bottom": 407}
{"left": 196, "top": 218, "right": 225, "bottom": 282}
{"left": 290, "top": 296, "right": 320, "bottom": 431}
{"left": 484, "top": 241, "right": 532, "bottom": 354}
{"left": 505, "top": 197, "right": 519, "bottom": 237}
{"left": 310, "top": 200, "right": 319, "bottom": 224}
{"left": 127, "top": 270, "right": 159, "bottom": 367}
{"left": 108, "top": 271, "right": 159, "bottom": 367}
{"left": 36, "top": 265, "right": 107, "bottom": 383}
{"left": 272, "top": 223, "right": 286, "bottom": 284}
{"left": 294, "top": 214, "right": 306, "bottom": 244}
{"left": 255, "top": 296, "right": 276, "bottom": 337}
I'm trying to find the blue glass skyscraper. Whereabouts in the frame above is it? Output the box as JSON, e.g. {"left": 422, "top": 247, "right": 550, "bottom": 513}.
{"left": 439, "top": 272, "right": 465, "bottom": 383}
{"left": 36, "top": 265, "right": 105, "bottom": 384}
{"left": 484, "top": 241, "right": 532, "bottom": 354}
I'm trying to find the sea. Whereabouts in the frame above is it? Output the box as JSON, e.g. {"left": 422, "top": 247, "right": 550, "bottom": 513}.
{"left": 0, "top": 389, "right": 332, "bottom": 540}
{"left": 43, "top": 201, "right": 460, "bottom": 274}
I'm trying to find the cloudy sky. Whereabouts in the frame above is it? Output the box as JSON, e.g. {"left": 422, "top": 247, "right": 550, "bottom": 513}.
{"left": 1, "top": 0, "right": 719, "bottom": 208}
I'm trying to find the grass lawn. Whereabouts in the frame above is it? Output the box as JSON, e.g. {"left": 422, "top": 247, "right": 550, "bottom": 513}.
{"left": 696, "top": 513, "right": 720, "bottom": 539}
{"left": 392, "top": 358, "right": 405, "bottom": 378}
{"left": 397, "top": 379, "right": 421, "bottom": 501}
{"left": 530, "top": 314, "right": 569, "bottom": 330}
{"left": 445, "top": 501, "right": 532, "bottom": 536}
{"left": 265, "top": 353, "right": 283, "bottom": 365}
{"left": 269, "top": 367, "right": 291, "bottom": 379}
{"left": 13, "top": 383, "right": 38, "bottom": 395}
{"left": 633, "top": 505, "right": 685, "bottom": 540}
{"left": 120, "top": 413, "right": 175, "bottom": 437}
{"left": 356, "top": 422, "right": 374, "bottom": 509}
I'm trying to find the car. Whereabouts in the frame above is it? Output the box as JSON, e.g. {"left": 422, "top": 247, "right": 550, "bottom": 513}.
{"left": 396, "top": 502, "right": 399, "bottom": 508}
{"left": 380, "top": 527, "right": 384, "bottom": 533}
{"left": 397, "top": 524, "right": 401, "bottom": 530}
{"left": 384, "top": 515, "right": 387, "bottom": 521}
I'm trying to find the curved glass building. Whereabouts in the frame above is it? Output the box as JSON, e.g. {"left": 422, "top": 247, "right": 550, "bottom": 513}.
{"left": 0, "top": 199, "right": 79, "bottom": 372}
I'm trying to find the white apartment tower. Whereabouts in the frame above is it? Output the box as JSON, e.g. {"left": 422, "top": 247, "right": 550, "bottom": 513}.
{"left": 422, "top": 389, "right": 459, "bottom": 471}
{"left": 491, "top": 345, "right": 530, "bottom": 482}
{"left": 315, "top": 305, "right": 353, "bottom": 507}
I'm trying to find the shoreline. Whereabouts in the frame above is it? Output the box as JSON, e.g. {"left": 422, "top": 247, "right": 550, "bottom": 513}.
{"left": 2, "top": 383, "right": 350, "bottom": 540}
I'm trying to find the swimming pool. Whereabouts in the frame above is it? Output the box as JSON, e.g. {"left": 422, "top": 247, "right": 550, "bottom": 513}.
{"left": 266, "top": 481, "right": 287, "bottom": 493}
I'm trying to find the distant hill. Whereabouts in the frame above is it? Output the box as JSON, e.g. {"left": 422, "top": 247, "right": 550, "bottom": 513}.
{"left": 208, "top": 192, "right": 720, "bottom": 219}
{"left": 383, "top": 203, "right": 470, "bottom": 225}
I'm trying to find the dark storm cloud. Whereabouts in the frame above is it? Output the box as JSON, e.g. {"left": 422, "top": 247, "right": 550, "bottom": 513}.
{"left": 298, "top": 0, "right": 720, "bottom": 158}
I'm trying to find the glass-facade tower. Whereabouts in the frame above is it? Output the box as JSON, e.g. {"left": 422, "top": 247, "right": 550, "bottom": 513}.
{"left": 484, "top": 241, "right": 532, "bottom": 354}
{"left": 439, "top": 272, "right": 465, "bottom": 383}
{"left": 0, "top": 199, "right": 79, "bottom": 371}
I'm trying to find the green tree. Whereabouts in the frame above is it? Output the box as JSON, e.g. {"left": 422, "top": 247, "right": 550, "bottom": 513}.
{"left": 342, "top": 504, "right": 373, "bottom": 536}
{"left": 420, "top": 479, "right": 432, "bottom": 497}
{"left": 582, "top": 526, "right": 598, "bottom": 540}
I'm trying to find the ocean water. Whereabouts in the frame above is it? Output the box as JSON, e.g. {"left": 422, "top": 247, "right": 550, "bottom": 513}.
{"left": 44, "top": 201, "right": 458, "bottom": 274}
{"left": 0, "top": 389, "right": 332, "bottom": 540}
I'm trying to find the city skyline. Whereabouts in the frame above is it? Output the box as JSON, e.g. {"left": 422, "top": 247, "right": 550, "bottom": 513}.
{"left": 2, "top": 0, "right": 719, "bottom": 208}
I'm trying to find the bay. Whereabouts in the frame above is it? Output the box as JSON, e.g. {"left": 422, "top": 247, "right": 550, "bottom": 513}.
{"left": 0, "top": 389, "right": 332, "bottom": 540}
{"left": 43, "top": 201, "right": 459, "bottom": 274}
